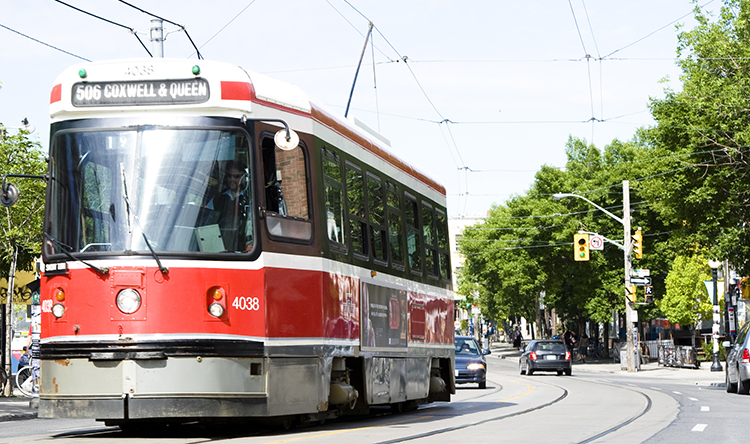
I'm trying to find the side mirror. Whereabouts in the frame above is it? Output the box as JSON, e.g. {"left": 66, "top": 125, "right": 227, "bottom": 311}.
{"left": 1, "top": 183, "right": 19, "bottom": 207}
{"left": 482, "top": 349, "right": 492, "bottom": 356}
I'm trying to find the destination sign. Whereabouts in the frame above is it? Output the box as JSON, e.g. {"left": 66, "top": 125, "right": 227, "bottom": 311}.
{"left": 71, "top": 79, "right": 210, "bottom": 107}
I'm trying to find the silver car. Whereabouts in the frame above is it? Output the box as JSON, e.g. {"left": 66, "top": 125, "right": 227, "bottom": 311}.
{"left": 725, "top": 321, "right": 750, "bottom": 394}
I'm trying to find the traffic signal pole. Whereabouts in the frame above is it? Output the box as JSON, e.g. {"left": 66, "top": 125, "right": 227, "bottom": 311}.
{"left": 554, "top": 180, "right": 637, "bottom": 372}
{"left": 623, "top": 180, "right": 637, "bottom": 373}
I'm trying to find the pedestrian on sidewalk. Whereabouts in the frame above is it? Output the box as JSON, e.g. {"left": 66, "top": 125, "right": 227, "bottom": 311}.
{"left": 579, "top": 334, "right": 589, "bottom": 363}
{"left": 513, "top": 326, "right": 523, "bottom": 351}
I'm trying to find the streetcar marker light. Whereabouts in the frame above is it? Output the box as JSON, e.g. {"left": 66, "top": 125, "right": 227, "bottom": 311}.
{"left": 116, "top": 289, "right": 141, "bottom": 314}
{"left": 54, "top": 288, "right": 65, "bottom": 301}
{"left": 52, "top": 303, "right": 65, "bottom": 318}
{"left": 78, "top": 69, "right": 87, "bottom": 79}
{"left": 211, "top": 287, "right": 225, "bottom": 300}
{"left": 208, "top": 302, "right": 224, "bottom": 318}
{"left": 192, "top": 65, "right": 201, "bottom": 75}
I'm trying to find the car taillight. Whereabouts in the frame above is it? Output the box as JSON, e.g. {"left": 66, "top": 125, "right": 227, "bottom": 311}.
{"left": 565, "top": 351, "right": 571, "bottom": 361}
{"left": 742, "top": 348, "right": 750, "bottom": 364}
{"left": 530, "top": 351, "right": 537, "bottom": 361}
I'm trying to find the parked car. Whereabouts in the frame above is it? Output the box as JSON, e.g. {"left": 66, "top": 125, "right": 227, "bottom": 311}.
{"left": 519, "top": 340, "right": 572, "bottom": 376}
{"left": 454, "top": 335, "right": 490, "bottom": 389}
{"left": 725, "top": 321, "right": 750, "bottom": 394}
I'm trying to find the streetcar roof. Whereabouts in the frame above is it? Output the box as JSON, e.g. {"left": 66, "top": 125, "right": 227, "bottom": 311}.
{"left": 49, "top": 58, "right": 446, "bottom": 197}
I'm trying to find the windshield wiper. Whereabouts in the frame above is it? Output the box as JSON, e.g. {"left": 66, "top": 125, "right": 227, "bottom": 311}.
{"left": 43, "top": 232, "right": 109, "bottom": 276}
{"left": 120, "top": 165, "right": 169, "bottom": 276}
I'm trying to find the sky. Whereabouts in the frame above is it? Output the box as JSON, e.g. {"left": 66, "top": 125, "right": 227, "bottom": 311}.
{"left": 0, "top": 0, "right": 723, "bottom": 218}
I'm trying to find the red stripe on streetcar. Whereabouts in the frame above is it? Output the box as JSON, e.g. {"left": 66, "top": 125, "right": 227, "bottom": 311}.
{"left": 50, "top": 84, "right": 62, "bottom": 104}
{"left": 221, "top": 81, "right": 254, "bottom": 101}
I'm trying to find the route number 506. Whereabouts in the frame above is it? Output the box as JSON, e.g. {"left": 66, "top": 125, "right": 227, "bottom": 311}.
{"left": 232, "top": 296, "right": 260, "bottom": 311}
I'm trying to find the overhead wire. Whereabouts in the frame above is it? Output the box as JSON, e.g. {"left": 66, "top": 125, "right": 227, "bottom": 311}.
{"left": 0, "top": 23, "right": 91, "bottom": 61}
{"left": 52, "top": 0, "right": 152, "bottom": 56}
{"left": 116, "top": 0, "right": 203, "bottom": 59}
{"left": 192, "top": 0, "right": 257, "bottom": 56}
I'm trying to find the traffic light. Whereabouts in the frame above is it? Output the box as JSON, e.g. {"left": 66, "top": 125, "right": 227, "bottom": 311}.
{"left": 627, "top": 285, "right": 637, "bottom": 302}
{"left": 645, "top": 286, "right": 653, "bottom": 304}
{"left": 632, "top": 230, "right": 643, "bottom": 259}
{"left": 574, "top": 233, "right": 589, "bottom": 261}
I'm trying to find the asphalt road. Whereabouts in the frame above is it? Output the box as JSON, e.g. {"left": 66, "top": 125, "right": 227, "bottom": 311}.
{"left": 2, "top": 353, "right": 747, "bottom": 443}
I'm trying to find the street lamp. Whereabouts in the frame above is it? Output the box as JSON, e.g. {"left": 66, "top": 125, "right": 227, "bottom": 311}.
{"left": 708, "top": 259, "right": 723, "bottom": 372}
{"left": 554, "top": 181, "right": 638, "bottom": 373}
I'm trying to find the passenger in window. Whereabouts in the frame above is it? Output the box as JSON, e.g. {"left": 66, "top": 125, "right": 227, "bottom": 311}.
{"left": 205, "top": 160, "right": 252, "bottom": 251}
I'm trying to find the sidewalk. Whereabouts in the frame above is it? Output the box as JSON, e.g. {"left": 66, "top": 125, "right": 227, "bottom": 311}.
{"left": 0, "top": 395, "right": 37, "bottom": 422}
{"left": 489, "top": 340, "right": 724, "bottom": 386}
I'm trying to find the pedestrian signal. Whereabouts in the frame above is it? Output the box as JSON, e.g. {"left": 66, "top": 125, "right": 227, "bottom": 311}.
{"left": 574, "top": 233, "right": 589, "bottom": 261}
{"left": 645, "top": 285, "right": 653, "bottom": 304}
{"left": 632, "top": 230, "right": 643, "bottom": 259}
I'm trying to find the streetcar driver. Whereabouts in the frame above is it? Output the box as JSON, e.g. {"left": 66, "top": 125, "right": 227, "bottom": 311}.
{"left": 205, "top": 160, "right": 253, "bottom": 251}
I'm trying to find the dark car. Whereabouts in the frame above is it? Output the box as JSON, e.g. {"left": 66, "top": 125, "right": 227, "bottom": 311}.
{"left": 725, "top": 321, "right": 750, "bottom": 394}
{"left": 454, "top": 335, "right": 491, "bottom": 389}
{"left": 519, "top": 340, "right": 571, "bottom": 376}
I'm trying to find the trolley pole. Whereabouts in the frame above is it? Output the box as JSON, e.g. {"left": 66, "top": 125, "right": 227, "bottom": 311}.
{"left": 150, "top": 19, "right": 164, "bottom": 58}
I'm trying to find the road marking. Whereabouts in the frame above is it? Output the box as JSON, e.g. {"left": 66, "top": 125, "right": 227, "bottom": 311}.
{"left": 692, "top": 424, "right": 707, "bottom": 432}
{"left": 701, "top": 406, "right": 710, "bottom": 412}
{"left": 650, "top": 387, "right": 662, "bottom": 391}
{"left": 672, "top": 391, "right": 682, "bottom": 395}
{"left": 497, "top": 380, "right": 535, "bottom": 403}
{"left": 689, "top": 397, "right": 698, "bottom": 401}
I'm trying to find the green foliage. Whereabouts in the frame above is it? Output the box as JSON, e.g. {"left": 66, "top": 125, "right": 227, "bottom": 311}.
{"left": 0, "top": 126, "right": 46, "bottom": 277}
{"left": 640, "top": 0, "right": 750, "bottom": 275}
{"left": 659, "top": 254, "right": 712, "bottom": 325}
{"left": 701, "top": 340, "right": 726, "bottom": 362}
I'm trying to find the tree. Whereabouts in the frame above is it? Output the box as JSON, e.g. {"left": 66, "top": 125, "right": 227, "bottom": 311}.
{"left": 641, "top": 0, "right": 750, "bottom": 275}
{"left": 659, "top": 254, "right": 712, "bottom": 326}
{"left": 0, "top": 124, "right": 46, "bottom": 396}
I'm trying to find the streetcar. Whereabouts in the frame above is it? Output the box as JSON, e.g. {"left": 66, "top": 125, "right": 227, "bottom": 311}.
{"left": 33, "top": 58, "right": 455, "bottom": 427}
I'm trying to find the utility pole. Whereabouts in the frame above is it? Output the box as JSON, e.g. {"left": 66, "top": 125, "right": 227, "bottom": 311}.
{"left": 150, "top": 19, "right": 164, "bottom": 58}
{"left": 623, "top": 180, "right": 636, "bottom": 373}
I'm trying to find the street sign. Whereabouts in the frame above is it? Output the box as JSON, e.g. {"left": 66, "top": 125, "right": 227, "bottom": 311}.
{"left": 632, "top": 269, "right": 650, "bottom": 278}
{"left": 589, "top": 235, "right": 604, "bottom": 251}
{"left": 630, "top": 277, "right": 652, "bottom": 286}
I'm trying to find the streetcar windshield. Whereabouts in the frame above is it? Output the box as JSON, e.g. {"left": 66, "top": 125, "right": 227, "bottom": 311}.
{"left": 46, "top": 127, "right": 254, "bottom": 256}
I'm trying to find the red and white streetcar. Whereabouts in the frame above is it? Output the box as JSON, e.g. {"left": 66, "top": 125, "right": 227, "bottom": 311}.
{"left": 36, "top": 58, "right": 455, "bottom": 427}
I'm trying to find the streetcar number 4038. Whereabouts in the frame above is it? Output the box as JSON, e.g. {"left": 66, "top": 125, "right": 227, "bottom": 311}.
{"left": 232, "top": 296, "right": 260, "bottom": 311}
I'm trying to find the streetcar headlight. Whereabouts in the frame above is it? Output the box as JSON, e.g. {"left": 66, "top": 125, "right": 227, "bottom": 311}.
{"left": 208, "top": 302, "right": 225, "bottom": 318}
{"left": 116, "top": 289, "right": 141, "bottom": 314}
{"left": 52, "top": 303, "right": 65, "bottom": 318}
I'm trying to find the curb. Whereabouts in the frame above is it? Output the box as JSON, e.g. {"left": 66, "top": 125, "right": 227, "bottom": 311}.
{"left": 0, "top": 411, "right": 38, "bottom": 422}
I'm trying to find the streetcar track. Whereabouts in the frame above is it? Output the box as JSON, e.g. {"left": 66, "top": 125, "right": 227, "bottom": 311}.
{"left": 375, "top": 371, "right": 655, "bottom": 444}
{"left": 572, "top": 377, "right": 654, "bottom": 444}
{"left": 374, "top": 378, "right": 568, "bottom": 444}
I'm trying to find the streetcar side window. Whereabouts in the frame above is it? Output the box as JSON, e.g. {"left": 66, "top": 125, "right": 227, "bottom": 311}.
{"left": 423, "top": 203, "right": 438, "bottom": 277}
{"left": 346, "top": 162, "right": 367, "bottom": 257}
{"left": 436, "top": 209, "right": 450, "bottom": 280}
{"left": 367, "top": 173, "right": 387, "bottom": 263}
{"left": 405, "top": 194, "right": 421, "bottom": 274}
{"left": 322, "top": 150, "right": 346, "bottom": 248}
{"left": 386, "top": 182, "right": 404, "bottom": 269}
{"left": 260, "top": 135, "right": 312, "bottom": 242}
{"left": 81, "top": 162, "right": 114, "bottom": 251}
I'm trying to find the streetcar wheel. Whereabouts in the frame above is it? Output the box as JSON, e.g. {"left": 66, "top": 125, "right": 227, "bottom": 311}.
{"left": 390, "top": 402, "right": 404, "bottom": 414}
